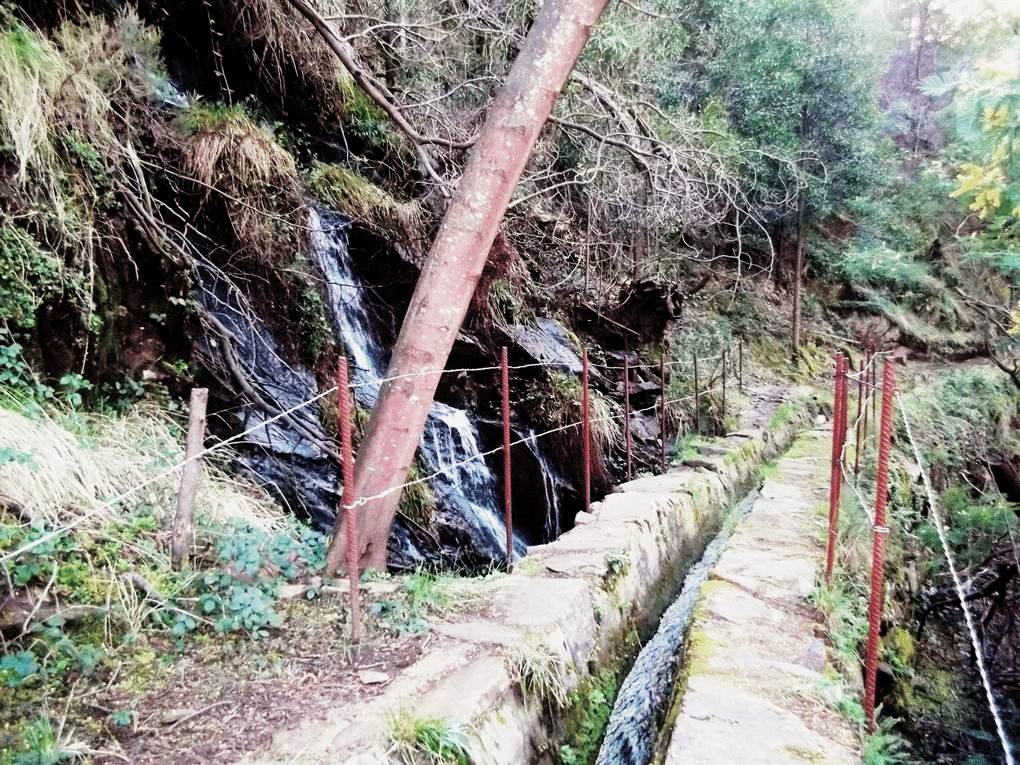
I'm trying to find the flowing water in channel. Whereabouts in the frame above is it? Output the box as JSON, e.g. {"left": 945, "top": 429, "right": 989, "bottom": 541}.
{"left": 596, "top": 488, "right": 760, "bottom": 765}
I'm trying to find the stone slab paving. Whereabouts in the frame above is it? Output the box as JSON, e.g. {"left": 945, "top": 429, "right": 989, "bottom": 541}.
{"left": 664, "top": 425, "right": 862, "bottom": 765}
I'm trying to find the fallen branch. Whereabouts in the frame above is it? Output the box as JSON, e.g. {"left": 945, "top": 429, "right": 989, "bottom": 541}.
{"left": 166, "top": 699, "right": 231, "bottom": 729}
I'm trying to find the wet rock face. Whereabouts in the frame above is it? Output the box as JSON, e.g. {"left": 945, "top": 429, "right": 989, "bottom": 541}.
{"left": 508, "top": 318, "right": 583, "bottom": 374}
{"left": 194, "top": 264, "right": 342, "bottom": 530}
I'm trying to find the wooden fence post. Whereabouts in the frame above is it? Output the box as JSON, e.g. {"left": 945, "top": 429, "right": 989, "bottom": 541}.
{"left": 172, "top": 387, "right": 208, "bottom": 571}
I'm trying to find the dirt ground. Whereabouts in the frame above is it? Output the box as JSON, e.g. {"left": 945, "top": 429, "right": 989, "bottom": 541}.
{"left": 86, "top": 587, "right": 429, "bottom": 764}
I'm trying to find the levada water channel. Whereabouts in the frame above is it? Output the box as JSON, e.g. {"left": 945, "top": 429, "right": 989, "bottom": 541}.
{"left": 191, "top": 204, "right": 773, "bottom": 761}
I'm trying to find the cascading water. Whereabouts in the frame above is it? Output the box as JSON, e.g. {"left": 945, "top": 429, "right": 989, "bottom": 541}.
{"left": 305, "top": 208, "right": 385, "bottom": 404}
{"left": 307, "top": 207, "right": 528, "bottom": 563}
{"left": 524, "top": 430, "right": 564, "bottom": 541}
{"left": 420, "top": 403, "right": 528, "bottom": 560}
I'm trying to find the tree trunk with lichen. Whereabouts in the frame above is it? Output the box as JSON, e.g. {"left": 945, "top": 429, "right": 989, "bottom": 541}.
{"left": 325, "top": 0, "right": 610, "bottom": 573}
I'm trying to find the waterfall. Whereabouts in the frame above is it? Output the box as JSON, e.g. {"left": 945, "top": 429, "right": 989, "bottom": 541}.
{"left": 525, "top": 430, "right": 563, "bottom": 541}
{"left": 307, "top": 207, "right": 528, "bottom": 563}
{"left": 421, "top": 403, "right": 528, "bottom": 560}
{"left": 305, "top": 208, "right": 385, "bottom": 404}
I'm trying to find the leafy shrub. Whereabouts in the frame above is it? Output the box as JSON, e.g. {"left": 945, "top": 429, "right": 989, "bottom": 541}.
{"left": 898, "top": 367, "right": 1020, "bottom": 475}
{"left": 0, "top": 226, "right": 65, "bottom": 333}
{"left": 190, "top": 519, "right": 326, "bottom": 637}
{"left": 917, "top": 486, "right": 1017, "bottom": 568}
{"left": 837, "top": 245, "right": 937, "bottom": 294}
{"left": 0, "top": 337, "right": 53, "bottom": 405}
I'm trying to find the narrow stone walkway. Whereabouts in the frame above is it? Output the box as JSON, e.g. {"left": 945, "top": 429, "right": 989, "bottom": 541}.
{"left": 664, "top": 424, "right": 862, "bottom": 765}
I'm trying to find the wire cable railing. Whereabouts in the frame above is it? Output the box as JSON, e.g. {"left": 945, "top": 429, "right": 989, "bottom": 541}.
{"left": 827, "top": 350, "right": 1016, "bottom": 761}
{"left": 1, "top": 344, "right": 736, "bottom": 564}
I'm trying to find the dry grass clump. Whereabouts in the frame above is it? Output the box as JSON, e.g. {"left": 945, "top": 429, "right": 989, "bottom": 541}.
{"left": 0, "top": 403, "right": 284, "bottom": 533}
{"left": 0, "top": 7, "right": 164, "bottom": 190}
{"left": 178, "top": 104, "right": 304, "bottom": 268}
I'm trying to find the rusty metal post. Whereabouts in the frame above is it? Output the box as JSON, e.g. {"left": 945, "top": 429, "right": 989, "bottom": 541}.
{"left": 583, "top": 349, "right": 590, "bottom": 512}
{"left": 825, "top": 354, "right": 845, "bottom": 584}
{"left": 871, "top": 347, "right": 878, "bottom": 443}
{"left": 693, "top": 351, "right": 700, "bottom": 435}
{"left": 721, "top": 346, "right": 727, "bottom": 434}
{"left": 861, "top": 353, "right": 871, "bottom": 462}
{"left": 854, "top": 357, "right": 865, "bottom": 479}
{"left": 660, "top": 355, "right": 667, "bottom": 472}
{"left": 624, "top": 356, "right": 632, "bottom": 482}
{"left": 864, "top": 359, "right": 896, "bottom": 733}
{"left": 838, "top": 353, "right": 849, "bottom": 473}
{"left": 337, "top": 357, "right": 361, "bottom": 643}
{"left": 502, "top": 347, "right": 513, "bottom": 572}
{"left": 172, "top": 387, "right": 208, "bottom": 571}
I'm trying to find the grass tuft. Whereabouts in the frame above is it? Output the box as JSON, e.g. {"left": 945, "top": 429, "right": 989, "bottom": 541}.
{"left": 178, "top": 103, "right": 302, "bottom": 269}
{"left": 386, "top": 709, "right": 472, "bottom": 765}
{"left": 505, "top": 633, "right": 569, "bottom": 710}
{"left": 308, "top": 163, "right": 424, "bottom": 254}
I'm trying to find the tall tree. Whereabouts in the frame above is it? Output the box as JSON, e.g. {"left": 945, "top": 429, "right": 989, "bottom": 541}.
{"left": 925, "top": 41, "right": 1020, "bottom": 388}
{"left": 680, "top": 0, "right": 884, "bottom": 358}
{"left": 689, "top": 0, "right": 884, "bottom": 228}
{"left": 326, "top": 0, "right": 611, "bottom": 572}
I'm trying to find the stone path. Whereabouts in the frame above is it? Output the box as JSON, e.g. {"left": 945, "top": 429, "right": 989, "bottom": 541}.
{"left": 664, "top": 424, "right": 862, "bottom": 765}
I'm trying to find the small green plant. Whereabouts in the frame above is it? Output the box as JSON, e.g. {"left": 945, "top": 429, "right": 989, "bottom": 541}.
{"left": 190, "top": 518, "right": 327, "bottom": 637}
{"left": 3, "top": 713, "right": 75, "bottom": 765}
{"left": 1, "top": 652, "right": 40, "bottom": 688}
{"left": 604, "top": 551, "right": 628, "bottom": 577}
{"left": 810, "top": 571, "right": 868, "bottom": 677}
{"left": 861, "top": 715, "right": 910, "bottom": 765}
{"left": 0, "top": 336, "right": 53, "bottom": 404}
{"left": 108, "top": 709, "right": 134, "bottom": 728}
{"left": 57, "top": 373, "right": 91, "bottom": 409}
{"left": 386, "top": 709, "right": 471, "bottom": 765}
{"left": 371, "top": 569, "right": 503, "bottom": 635}
{"left": 602, "top": 551, "right": 630, "bottom": 590}
{"left": 0, "top": 225, "right": 66, "bottom": 334}
{"left": 558, "top": 670, "right": 618, "bottom": 765}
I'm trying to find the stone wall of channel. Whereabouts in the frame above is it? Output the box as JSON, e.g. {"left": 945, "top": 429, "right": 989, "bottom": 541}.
{"left": 239, "top": 390, "right": 822, "bottom": 765}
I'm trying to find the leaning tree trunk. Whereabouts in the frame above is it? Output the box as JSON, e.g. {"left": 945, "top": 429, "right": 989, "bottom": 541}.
{"left": 325, "top": 0, "right": 611, "bottom": 572}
